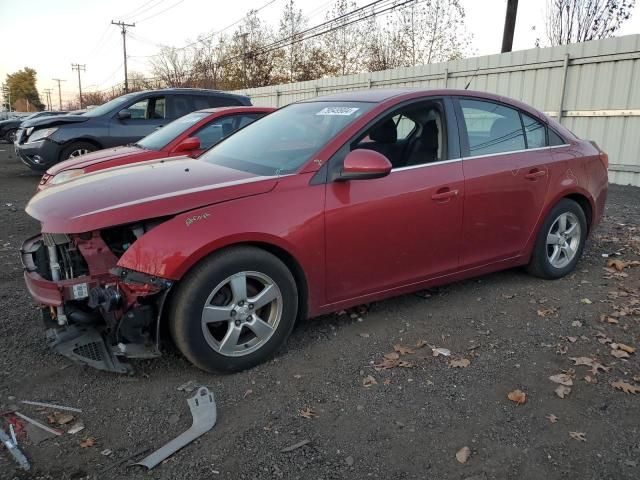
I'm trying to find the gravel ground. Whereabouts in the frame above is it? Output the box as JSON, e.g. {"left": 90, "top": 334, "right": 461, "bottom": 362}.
{"left": 0, "top": 146, "right": 639, "bottom": 480}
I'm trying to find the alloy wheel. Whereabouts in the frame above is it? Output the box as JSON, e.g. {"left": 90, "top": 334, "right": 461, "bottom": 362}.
{"left": 7, "top": 131, "right": 17, "bottom": 143}
{"left": 546, "top": 212, "right": 581, "bottom": 269}
{"left": 200, "top": 271, "right": 282, "bottom": 357}
{"left": 68, "top": 148, "right": 91, "bottom": 158}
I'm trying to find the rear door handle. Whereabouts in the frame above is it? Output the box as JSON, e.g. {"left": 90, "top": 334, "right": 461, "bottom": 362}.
{"left": 524, "top": 169, "right": 546, "bottom": 180}
{"left": 431, "top": 188, "right": 459, "bottom": 202}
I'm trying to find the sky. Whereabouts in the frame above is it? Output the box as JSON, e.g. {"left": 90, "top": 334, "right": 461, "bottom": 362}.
{"left": 0, "top": 0, "right": 639, "bottom": 107}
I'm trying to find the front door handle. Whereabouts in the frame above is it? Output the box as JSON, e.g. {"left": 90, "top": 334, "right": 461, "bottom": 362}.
{"left": 431, "top": 187, "right": 459, "bottom": 202}
{"left": 524, "top": 169, "right": 546, "bottom": 180}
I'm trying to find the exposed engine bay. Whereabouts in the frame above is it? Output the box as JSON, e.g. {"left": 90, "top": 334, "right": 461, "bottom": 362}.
{"left": 21, "top": 221, "right": 172, "bottom": 374}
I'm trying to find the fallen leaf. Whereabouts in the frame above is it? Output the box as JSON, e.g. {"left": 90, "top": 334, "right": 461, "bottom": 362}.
{"left": 507, "top": 389, "right": 527, "bottom": 405}
{"left": 584, "top": 375, "right": 598, "bottom": 384}
{"left": 611, "top": 349, "right": 630, "bottom": 359}
{"left": 566, "top": 336, "right": 578, "bottom": 343}
{"left": 80, "top": 437, "right": 97, "bottom": 448}
{"left": 607, "top": 259, "right": 627, "bottom": 271}
{"left": 571, "top": 320, "right": 583, "bottom": 327}
{"left": 415, "top": 339, "right": 429, "bottom": 348}
{"left": 362, "top": 375, "right": 378, "bottom": 388}
{"left": 432, "top": 347, "right": 451, "bottom": 357}
{"left": 298, "top": 407, "right": 317, "bottom": 419}
{"left": 611, "top": 379, "right": 640, "bottom": 394}
{"left": 383, "top": 379, "right": 392, "bottom": 385}
{"left": 455, "top": 446, "right": 471, "bottom": 464}
{"left": 555, "top": 385, "right": 571, "bottom": 398}
{"left": 384, "top": 352, "right": 400, "bottom": 361}
{"left": 549, "top": 373, "right": 573, "bottom": 386}
{"left": 537, "top": 307, "right": 557, "bottom": 317}
{"left": 569, "top": 431, "right": 587, "bottom": 442}
{"left": 449, "top": 358, "right": 471, "bottom": 368}
{"left": 580, "top": 298, "right": 593, "bottom": 305}
{"left": 47, "top": 412, "right": 75, "bottom": 425}
{"left": 618, "top": 343, "right": 636, "bottom": 354}
{"left": 546, "top": 414, "right": 559, "bottom": 423}
{"left": 394, "top": 344, "right": 415, "bottom": 355}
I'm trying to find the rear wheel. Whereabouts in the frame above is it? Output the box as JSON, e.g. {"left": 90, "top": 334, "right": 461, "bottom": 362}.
{"left": 527, "top": 198, "right": 587, "bottom": 279}
{"left": 169, "top": 246, "right": 298, "bottom": 373}
{"left": 60, "top": 141, "right": 96, "bottom": 160}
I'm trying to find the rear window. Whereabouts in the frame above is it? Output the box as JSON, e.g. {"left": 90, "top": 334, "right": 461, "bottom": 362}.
{"left": 170, "top": 95, "right": 242, "bottom": 118}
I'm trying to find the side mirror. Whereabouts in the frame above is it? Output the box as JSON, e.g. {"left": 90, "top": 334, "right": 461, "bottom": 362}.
{"left": 337, "top": 149, "right": 392, "bottom": 181}
{"left": 174, "top": 136, "right": 201, "bottom": 153}
{"left": 117, "top": 109, "right": 132, "bottom": 120}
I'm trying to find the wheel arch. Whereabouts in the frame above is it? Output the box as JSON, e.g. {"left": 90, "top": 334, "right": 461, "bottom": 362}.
{"left": 563, "top": 192, "right": 593, "bottom": 231}
{"left": 59, "top": 138, "right": 104, "bottom": 161}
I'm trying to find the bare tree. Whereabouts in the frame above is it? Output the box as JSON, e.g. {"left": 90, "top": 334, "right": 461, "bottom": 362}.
{"left": 545, "top": 0, "right": 635, "bottom": 46}
{"left": 322, "top": 0, "right": 365, "bottom": 76}
{"left": 192, "top": 35, "right": 230, "bottom": 89}
{"left": 278, "top": 0, "right": 307, "bottom": 82}
{"left": 150, "top": 46, "right": 196, "bottom": 87}
{"left": 362, "top": 15, "right": 406, "bottom": 71}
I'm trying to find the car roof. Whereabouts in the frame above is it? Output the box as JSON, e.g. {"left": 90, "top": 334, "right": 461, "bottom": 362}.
{"left": 194, "top": 106, "right": 276, "bottom": 114}
{"left": 129, "top": 88, "right": 250, "bottom": 100}
{"left": 305, "top": 88, "right": 547, "bottom": 120}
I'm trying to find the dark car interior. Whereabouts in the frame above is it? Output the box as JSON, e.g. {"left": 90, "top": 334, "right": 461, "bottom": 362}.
{"left": 353, "top": 101, "right": 446, "bottom": 169}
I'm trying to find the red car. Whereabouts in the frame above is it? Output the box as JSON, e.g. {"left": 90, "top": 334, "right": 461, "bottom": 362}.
{"left": 37, "top": 106, "right": 274, "bottom": 189}
{"left": 22, "top": 89, "right": 607, "bottom": 374}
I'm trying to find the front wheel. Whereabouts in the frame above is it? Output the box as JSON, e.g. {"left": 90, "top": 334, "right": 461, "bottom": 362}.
{"left": 5, "top": 128, "right": 17, "bottom": 143}
{"left": 169, "top": 246, "right": 298, "bottom": 373}
{"left": 527, "top": 198, "right": 587, "bottom": 279}
{"left": 60, "top": 141, "right": 96, "bottom": 160}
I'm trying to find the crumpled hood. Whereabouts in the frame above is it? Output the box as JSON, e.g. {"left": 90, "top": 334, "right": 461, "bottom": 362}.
{"left": 27, "top": 157, "right": 277, "bottom": 233}
{"left": 46, "top": 145, "right": 151, "bottom": 175}
{"left": 23, "top": 114, "right": 89, "bottom": 128}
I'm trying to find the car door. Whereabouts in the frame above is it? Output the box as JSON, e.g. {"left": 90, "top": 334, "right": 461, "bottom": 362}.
{"left": 324, "top": 99, "right": 464, "bottom": 303}
{"left": 454, "top": 97, "right": 551, "bottom": 268}
{"left": 108, "top": 95, "right": 167, "bottom": 146}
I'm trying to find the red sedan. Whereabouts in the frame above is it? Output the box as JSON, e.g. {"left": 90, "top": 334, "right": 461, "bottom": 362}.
{"left": 37, "top": 106, "right": 274, "bottom": 189}
{"left": 22, "top": 89, "right": 607, "bottom": 374}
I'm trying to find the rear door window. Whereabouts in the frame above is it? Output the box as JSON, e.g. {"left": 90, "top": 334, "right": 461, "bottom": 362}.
{"left": 192, "top": 113, "right": 264, "bottom": 150}
{"left": 521, "top": 113, "right": 546, "bottom": 149}
{"left": 459, "top": 98, "right": 525, "bottom": 156}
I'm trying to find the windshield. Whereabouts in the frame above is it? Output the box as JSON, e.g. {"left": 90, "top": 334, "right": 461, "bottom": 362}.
{"left": 137, "top": 112, "right": 209, "bottom": 150}
{"left": 82, "top": 93, "right": 138, "bottom": 117}
{"left": 200, "top": 101, "right": 374, "bottom": 175}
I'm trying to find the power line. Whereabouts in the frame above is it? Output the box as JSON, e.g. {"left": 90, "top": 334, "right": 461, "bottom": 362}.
{"left": 118, "top": 0, "right": 164, "bottom": 20}
{"left": 136, "top": 0, "right": 186, "bottom": 23}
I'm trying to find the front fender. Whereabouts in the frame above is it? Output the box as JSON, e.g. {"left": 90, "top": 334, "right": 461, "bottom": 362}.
{"left": 116, "top": 173, "right": 326, "bottom": 309}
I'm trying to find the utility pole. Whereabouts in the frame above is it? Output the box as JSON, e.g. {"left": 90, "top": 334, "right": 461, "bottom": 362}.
{"left": 111, "top": 20, "right": 135, "bottom": 93}
{"left": 1, "top": 83, "right": 11, "bottom": 112}
{"left": 501, "top": 0, "right": 519, "bottom": 53}
{"left": 240, "top": 32, "right": 249, "bottom": 89}
{"left": 44, "top": 89, "right": 53, "bottom": 110}
{"left": 52, "top": 78, "right": 65, "bottom": 110}
{"left": 71, "top": 64, "right": 86, "bottom": 108}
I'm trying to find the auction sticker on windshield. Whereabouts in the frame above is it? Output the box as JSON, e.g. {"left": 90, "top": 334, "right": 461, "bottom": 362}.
{"left": 316, "top": 107, "right": 360, "bottom": 116}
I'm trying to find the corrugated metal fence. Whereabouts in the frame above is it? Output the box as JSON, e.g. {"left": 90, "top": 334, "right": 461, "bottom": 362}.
{"left": 233, "top": 34, "right": 640, "bottom": 186}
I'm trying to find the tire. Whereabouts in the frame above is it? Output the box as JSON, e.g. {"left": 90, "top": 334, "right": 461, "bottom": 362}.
{"left": 5, "top": 129, "right": 17, "bottom": 143}
{"left": 60, "top": 141, "right": 96, "bottom": 161}
{"left": 527, "top": 198, "right": 587, "bottom": 279}
{"left": 169, "top": 246, "right": 298, "bottom": 373}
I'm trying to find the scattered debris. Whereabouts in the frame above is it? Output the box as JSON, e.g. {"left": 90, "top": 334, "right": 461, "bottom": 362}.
{"left": 20, "top": 400, "right": 82, "bottom": 413}
{"left": 432, "top": 347, "right": 451, "bottom": 357}
{"left": 455, "top": 446, "right": 471, "bottom": 464}
{"left": 546, "top": 414, "right": 559, "bottom": 423}
{"left": 571, "top": 320, "right": 583, "bottom": 327}
{"left": 569, "top": 431, "right": 587, "bottom": 442}
{"left": 47, "top": 411, "right": 75, "bottom": 425}
{"left": 135, "top": 387, "right": 217, "bottom": 470}
{"left": 68, "top": 422, "right": 85, "bottom": 435}
{"left": 101, "top": 448, "right": 113, "bottom": 456}
{"left": 507, "top": 389, "right": 527, "bottom": 405}
{"left": 549, "top": 373, "right": 573, "bottom": 386}
{"left": 0, "top": 426, "right": 30, "bottom": 471}
{"left": 14, "top": 412, "right": 62, "bottom": 436}
{"left": 358, "top": 333, "right": 370, "bottom": 338}
{"left": 611, "top": 349, "right": 630, "bottom": 359}
{"left": 537, "top": 307, "right": 557, "bottom": 317}
{"left": 176, "top": 380, "right": 200, "bottom": 393}
{"left": 299, "top": 407, "right": 317, "bottom": 419}
{"left": 584, "top": 375, "right": 598, "bottom": 384}
{"left": 243, "top": 389, "right": 253, "bottom": 399}
{"left": 449, "top": 358, "right": 471, "bottom": 368}
{"left": 362, "top": 375, "right": 378, "bottom": 388}
{"left": 280, "top": 439, "right": 310, "bottom": 453}
{"left": 580, "top": 298, "right": 592, "bottom": 304}
{"left": 611, "top": 379, "right": 640, "bottom": 394}
{"left": 555, "top": 385, "right": 571, "bottom": 398}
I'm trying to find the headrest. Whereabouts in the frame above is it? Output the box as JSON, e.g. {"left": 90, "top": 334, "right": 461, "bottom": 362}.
{"left": 421, "top": 120, "right": 439, "bottom": 149}
{"left": 369, "top": 119, "right": 397, "bottom": 144}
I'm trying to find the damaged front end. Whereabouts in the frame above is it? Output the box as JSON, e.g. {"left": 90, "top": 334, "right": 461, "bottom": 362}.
{"left": 21, "top": 223, "right": 172, "bottom": 374}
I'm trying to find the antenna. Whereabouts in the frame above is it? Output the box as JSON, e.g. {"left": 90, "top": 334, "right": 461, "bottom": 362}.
{"left": 464, "top": 68, "right": 480, "bottom": 90}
